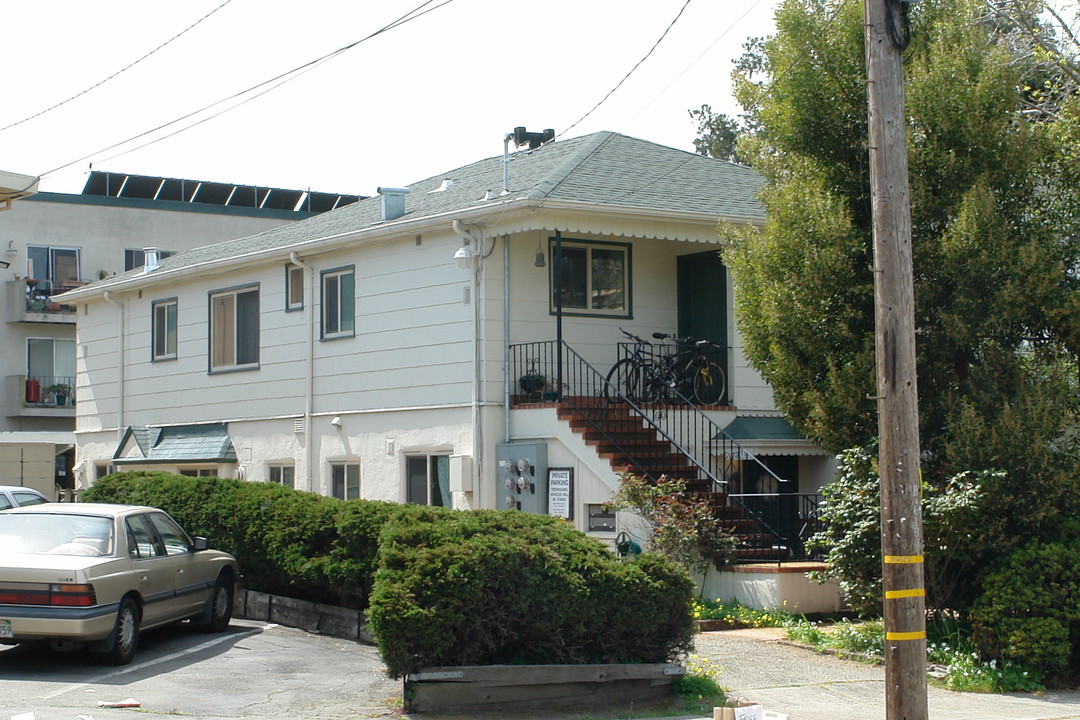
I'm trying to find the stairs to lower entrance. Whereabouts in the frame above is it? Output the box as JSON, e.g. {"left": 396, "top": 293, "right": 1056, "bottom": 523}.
{"left": 554, "top": 397, "right": 790, "bottom": 563}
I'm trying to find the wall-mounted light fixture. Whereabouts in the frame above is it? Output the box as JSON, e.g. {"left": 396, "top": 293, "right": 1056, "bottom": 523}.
{"left": 534, "top": 237, "right": 545, "bottom": 267}
{"left": 453, "top": 246, "right": 476, "bottom": 270}
{"left": 330, "top": 416, "right": 342, "bottom": 428}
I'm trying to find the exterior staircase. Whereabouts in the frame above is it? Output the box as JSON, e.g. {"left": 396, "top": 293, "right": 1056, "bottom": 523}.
{"left": 554, "top": 397, "right": 790, "bottom": 563}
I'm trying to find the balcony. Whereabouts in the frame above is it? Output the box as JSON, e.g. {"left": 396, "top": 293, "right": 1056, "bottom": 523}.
{"left": 6, "top": 374, "right": 76, "bottom": 419}
{"left": 6, "top": 278, "right": 82, "bottom": 324}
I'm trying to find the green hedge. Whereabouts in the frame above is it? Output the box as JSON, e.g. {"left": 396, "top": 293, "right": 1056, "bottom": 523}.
{"left": 82, "top": 471, "right": 396, "bottom": 609}
{"left": 84, "top": 472, "right": 695, "bottom": 676}
{"left": 368, "top": 505, "right": 695, "bottom": 678}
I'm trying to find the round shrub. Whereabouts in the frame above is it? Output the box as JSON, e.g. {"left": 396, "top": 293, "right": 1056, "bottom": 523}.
{"left": 970, "top": 538, "right": 1080, "bottom": 680}
{"left": 368, "top": 507, "right": 694, "bottom": 678}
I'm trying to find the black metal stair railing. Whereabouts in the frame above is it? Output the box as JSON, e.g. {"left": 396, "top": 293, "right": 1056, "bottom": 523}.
{"left": 509, "top": 340, "right": 815, "bottom": 563}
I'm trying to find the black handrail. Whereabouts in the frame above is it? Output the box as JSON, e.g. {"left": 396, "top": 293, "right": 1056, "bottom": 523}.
{"left": 509, "top": 340, "right": 816, "bottom": 563}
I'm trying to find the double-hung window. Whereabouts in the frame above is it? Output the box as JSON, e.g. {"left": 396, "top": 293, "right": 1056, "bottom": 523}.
{"left": 152, "top": 299, "right": 177, "bottom": 361}
{"left": 549, "top": 238, "right": 631, "bottom": 317}
{"left": 321, "top": 267, "right": 355, "bottom": 339}
{"left": 209, "top": 285, "right": 259, "bottom": 371}
{"left": 406, "top": 455, "right": 451, "bottom": 507}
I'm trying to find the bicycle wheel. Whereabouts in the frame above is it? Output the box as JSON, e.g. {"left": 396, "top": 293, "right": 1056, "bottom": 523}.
{"left": 691, "top": 358, "right": 726, "bottom": 405}
{"left": 604, "top": 358, "right": 640, "bottom": 402}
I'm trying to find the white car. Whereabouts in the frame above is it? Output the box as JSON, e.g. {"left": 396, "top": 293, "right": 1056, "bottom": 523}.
{"left": 0, "top": 485, "right": 50, "bottom": 510}
{"left": 0, "top": 503, "right": 239, "bottom": 665}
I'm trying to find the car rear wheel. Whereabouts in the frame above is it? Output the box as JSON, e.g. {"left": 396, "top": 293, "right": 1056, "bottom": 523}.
{"left": 108, "top": 597, "right": 140, "bottom": 665}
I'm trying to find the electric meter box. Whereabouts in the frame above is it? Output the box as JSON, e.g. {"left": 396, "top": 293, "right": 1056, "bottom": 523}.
{"left": 494, "top": 442, "right": 548, "bottom": 514}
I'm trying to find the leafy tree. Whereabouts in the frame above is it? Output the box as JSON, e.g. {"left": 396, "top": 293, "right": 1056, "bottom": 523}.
{"left": 711, "top": 0, "right": 1080, "bottom": 632}
{"left": 689, "top": 104, "right": 742, "bottom": 163}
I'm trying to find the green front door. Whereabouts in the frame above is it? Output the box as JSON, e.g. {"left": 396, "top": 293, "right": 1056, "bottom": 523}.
{"left": 677, "top": 250, "right": 728, "bottom": 400}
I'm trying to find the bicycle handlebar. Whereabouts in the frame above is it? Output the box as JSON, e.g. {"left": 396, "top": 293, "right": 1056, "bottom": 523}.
{"left": 618, "top": 327, "right": 650, "bottom": 345}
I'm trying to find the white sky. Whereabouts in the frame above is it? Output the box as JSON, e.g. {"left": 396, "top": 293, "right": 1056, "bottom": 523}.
{"left": 1, "top": 0, "right": 779, "bottom": 197}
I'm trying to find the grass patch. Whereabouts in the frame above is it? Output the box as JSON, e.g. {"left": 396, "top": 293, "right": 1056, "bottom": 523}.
{"left": 693, "top": 598, "right": 797, "bottom": 628}
{"left": 781, "top": 616, "right": 1046, "bottom": 692}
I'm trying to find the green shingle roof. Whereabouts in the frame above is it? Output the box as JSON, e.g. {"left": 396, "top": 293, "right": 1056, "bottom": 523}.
{"left": 66, "top": 131, "right": 764, "bottom": 296}
{"left": 114, "top": 423, "right": 236, "bottom": 464}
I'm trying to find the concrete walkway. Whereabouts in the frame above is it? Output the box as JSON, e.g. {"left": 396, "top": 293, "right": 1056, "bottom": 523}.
{"left": 680, "top": 628, "right": 1080, "bottom": 720}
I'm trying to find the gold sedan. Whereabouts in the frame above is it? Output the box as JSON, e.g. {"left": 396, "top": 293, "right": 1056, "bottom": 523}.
{"left": 0, "top": 503, "right": 239, "bottom": 665}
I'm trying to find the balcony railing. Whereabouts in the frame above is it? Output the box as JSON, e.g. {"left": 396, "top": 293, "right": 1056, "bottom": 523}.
{"left": 23, "top": 375, "right": 76, "bottom": 408}
{"left": 9, "top": 277, "right": 82, "bottom": 319}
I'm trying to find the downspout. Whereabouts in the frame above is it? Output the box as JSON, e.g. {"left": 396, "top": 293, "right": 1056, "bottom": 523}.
{"left": 452, "top": 220, "right": 483, "bottom": 501}
{"left": 290, "top": 252, "right": 316, "bottom": 491}
{"left": 103, "top": 291, "right": 125, "bottom": 442}
{"left": 503, "top": 234, "right": 511, "bottom": 443}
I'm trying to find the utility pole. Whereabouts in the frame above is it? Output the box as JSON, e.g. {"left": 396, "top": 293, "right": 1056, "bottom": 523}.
{"left": 863, "top": 1, "right": 928, "bottom": 719}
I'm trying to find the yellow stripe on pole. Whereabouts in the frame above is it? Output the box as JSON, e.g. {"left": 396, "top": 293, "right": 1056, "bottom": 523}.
{"left": 885, "top": 588, "right": 925, "bottom": 599}
{"left": 883, "top": 555, "right": 923, "bottom": 564}
{"left": 886, "top": 631, "right": 927, "bottom": 641}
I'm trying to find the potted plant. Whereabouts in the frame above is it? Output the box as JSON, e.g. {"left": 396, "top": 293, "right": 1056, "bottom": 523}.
{"left": 518, "top": 362, "right": 546, "bottom": 401}
{"left": 45, "top": 383, "right": 71, "bottom": 406}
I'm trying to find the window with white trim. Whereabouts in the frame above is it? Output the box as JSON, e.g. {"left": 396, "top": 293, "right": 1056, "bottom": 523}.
{"left": 406, "top": 454, "right": 451, "bottom": 507}
{"left": 209, "top": 285, "right": 259, "bottom": 371}
{"left": 331, "top": 462, "right": 360, "bottom": 500}
{"left": 269, "top": 464, "right": 295, "bottom": 489}
{"left": 285, "top": 264, "right": 304, "bottom": 311}
{"left": 152, "top": 298, "right": 177, "bottom": 361}
{"left": 321, "top": 267, "right": 355, "bottom": 339}
{"left": 550, "top": 238, "right": 630, "bottom": 316}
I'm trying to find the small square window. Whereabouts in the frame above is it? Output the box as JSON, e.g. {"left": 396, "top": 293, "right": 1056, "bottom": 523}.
{"left": 406, "top": 455, "right": 451, "bottom": 507}
{"left": 550, "top": 238, "right": 631, "bottom": 317}
{"left": 269, "top": 464, "right": 295, "bottom": 489}
{"left": 331, "top": 462, "right": 360, "bottom": 500}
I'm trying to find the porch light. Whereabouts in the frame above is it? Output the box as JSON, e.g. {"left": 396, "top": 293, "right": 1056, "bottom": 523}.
{"left": 453, "top": 246, "right": 475, "bottom": 270}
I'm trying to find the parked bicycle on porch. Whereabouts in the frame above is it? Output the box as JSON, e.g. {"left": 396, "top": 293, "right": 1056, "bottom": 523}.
{"left": 604, "top": 328, "right": 726, "bottom": 406}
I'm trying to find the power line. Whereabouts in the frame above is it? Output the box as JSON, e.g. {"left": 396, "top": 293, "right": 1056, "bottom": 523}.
{"left": 0, "top": 0, "right": 235, "bottom": 134}
{"left": 630, "top": 0, "right": 764, "bottom": 122}
{"left": 559, "top": 0, "right": 695, "bottom": 139}
{"left": 40, "top": 0, "right": 455, "bottom": 179}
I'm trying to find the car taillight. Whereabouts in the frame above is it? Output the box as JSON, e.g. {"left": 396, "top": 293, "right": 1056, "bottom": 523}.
{"left": 50, "top": 584, "right": 97, "bottom": 607}
{"left": 0, "top": 583, "right": 96, "bottom": 606}
{"left": 0, "top": 588, "right": 51, "bottom": 604}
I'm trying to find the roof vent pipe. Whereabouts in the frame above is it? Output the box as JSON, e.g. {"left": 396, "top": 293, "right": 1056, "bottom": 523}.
{"left": 377, "top": 187, "right": 409, "bottom": 221}
{"left": 142, "top": 247, "right": 159, "bottom": 273}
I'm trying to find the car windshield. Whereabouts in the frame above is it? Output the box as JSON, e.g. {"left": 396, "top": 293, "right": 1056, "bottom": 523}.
{"left": 0, "top": 513, "right": 115, "bottom": 557}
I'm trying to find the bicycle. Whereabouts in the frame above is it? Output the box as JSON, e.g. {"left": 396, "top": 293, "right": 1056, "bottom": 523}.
{"left": 604, "top": 328, "right": 673, "bottom": 403}
{"left": 652, "top": 332, "right": 727, "bottom": 406}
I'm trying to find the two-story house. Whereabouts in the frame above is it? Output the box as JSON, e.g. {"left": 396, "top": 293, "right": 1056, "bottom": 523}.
{"left": 59, "top": 132, "right": 839, "bottom": 606}
{"left": 1, "top": 171, "right": 358, "bottom": 497}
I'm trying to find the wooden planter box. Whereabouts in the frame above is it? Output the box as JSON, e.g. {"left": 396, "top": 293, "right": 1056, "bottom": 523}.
{"left": 405, "top": 663, "right": 684, "bottom": 713}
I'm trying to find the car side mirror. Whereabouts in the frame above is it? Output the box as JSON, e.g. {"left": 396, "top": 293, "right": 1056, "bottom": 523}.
{"left": 192, "top": 536, "right": 209, "bottom": 552}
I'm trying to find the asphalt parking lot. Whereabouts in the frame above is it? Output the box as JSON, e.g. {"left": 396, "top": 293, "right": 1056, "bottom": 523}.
{"left": 0, "top": 619, "right": 400, "bottom": 720}
{"left": 5, "top": 620, "right": 1079, "bottom": 720}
